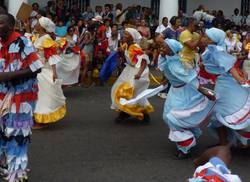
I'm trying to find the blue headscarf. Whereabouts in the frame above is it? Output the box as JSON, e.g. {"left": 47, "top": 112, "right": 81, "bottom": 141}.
{"left": 164, "top": 39, "right": 183, "bottom": 55}
{"left": 205, "top": 28, "right": 226, "bottom": 47}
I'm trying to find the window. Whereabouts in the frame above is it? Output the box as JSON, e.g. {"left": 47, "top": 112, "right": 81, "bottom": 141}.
{"left": 241, "top": 0, "right": 250, "bottom": 15}
{"left": 57, "top": 0, "right": 90, "bottom": 12}
{"left": 179, "top": 0, "right": 187, "bottom": 13}
{"left": 151, "top": 0, "right": 160, "bottom": 19}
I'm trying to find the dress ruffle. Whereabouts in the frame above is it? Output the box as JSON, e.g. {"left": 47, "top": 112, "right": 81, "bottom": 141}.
{"left": 1, "top": 139, "right": 29, "bottom": 182}
{"left": 113, "top": 82, "right": 154, "bottom": 120}
{"left": 34, "top": 104, "right": 66, "bottom": 124}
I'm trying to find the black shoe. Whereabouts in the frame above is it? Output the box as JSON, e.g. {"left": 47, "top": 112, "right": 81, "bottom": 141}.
{"left": 176, "top": 150, "right": 191, "bottom": 160}
{"left": 142, "top": 114, "right": 151, "bottom": 124}
{"left": 114, "top": 112, "right": 130, "bottom": 123}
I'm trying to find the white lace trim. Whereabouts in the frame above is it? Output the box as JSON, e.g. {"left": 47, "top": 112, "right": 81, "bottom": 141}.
{"left": 171, "top": 97, "right": 209, "bottom": 119}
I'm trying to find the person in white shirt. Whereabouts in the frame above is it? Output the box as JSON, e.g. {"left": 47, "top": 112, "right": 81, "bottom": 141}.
{"left": 95, "top": 6, "right": 103, "bottom": 17}
{"left": 231, "top": 8, "right": 242, "bottom": 26}
{"left": 155, "top": 17, "right": 168, "bottom": 35}
{"left": 108, "top": 28, "right": 120, "bottom": 52}
{"left": 225, "top": 30, "right": 242, "bottom": 54}
{"left": 30, "top": 3, "right": 40, "bottom": 30}
{"left": 115, "top": 3, "right": 127, "bottom": 26}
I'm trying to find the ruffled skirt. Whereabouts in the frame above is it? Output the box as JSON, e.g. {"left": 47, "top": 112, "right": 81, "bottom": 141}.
{"left": 34, "top": 65, "right": 66, "bottom": 124}
{"left": 111, "top": 64, "right": 153, "bottom": 120}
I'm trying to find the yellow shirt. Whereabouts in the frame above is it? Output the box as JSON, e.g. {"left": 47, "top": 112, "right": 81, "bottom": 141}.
{"left": 179, "top": 29, "right": 200, "bottom": 63}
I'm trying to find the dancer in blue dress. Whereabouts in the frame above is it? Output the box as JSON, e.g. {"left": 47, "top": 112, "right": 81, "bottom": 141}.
{"left": 159, "top": 39, "right": 215, "bottom": 159}
{"left": 200, "top": 28, "right": 250, "bottom": 147}
{"left": 189, "top": 146, "right": 241, "bottom": 182}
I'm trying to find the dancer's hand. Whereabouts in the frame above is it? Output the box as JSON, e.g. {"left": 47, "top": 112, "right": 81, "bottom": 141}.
{"left": 134, "top": 74, "right": 141, "bottom": 80}
{"left": 206, "top": 94, "right": 216, "bottom": 101}
{"left": 238, "top": 77, "right": 247, "bottom": 85}
{"left": 53, "top": 74, "right": 58, "bottom": 82}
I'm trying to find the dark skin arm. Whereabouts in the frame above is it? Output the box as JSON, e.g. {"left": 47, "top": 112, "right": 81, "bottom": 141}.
{"left": 198, "top": 85, "right": 216, "bottom": 101}
{"left": 0, "top": 68, "right": 41, "bottom": 83}
{"left": 184, "top": 38, "right": 200, "bottom": 50}
{"left": 134, "top": 59, "right": 147, "bottom": 80}
{"left": 230, "top": 67, "right": 247, "bottom": 84}
{"left": 193, "top": 146, "right": 231, "bottom": 168}
{"left": 116, "top": 7, "right": 129, "bottom": 19}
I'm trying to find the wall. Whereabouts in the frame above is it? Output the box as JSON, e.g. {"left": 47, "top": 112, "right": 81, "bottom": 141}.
{"left": 27, "top": 0, "right": 151, "bottom": 11}
{"left": 186, "top": 0, "right": 241, "bottom": 18}
{"left": 90, "top": 0, "right": 151, "bottom": 9}
{"left": 28, "top": 0, "right": 47, "bottom": 8}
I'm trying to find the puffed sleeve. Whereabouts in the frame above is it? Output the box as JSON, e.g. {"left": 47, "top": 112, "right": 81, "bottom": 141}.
{"left": 202, "top": 45, "right": 236, "bottom": 75}
{"left": 168, "top": 57, "right": 199, "bottom": 88}
{"left": 42, "top": 37, "right": 62, "bottom": 65}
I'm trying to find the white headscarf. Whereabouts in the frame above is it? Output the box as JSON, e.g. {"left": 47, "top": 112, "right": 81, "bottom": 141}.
{"left": 38, "top": 17, "right": 56, "bottom": 33}
{"left": 125, "top": 28, "right": 142, "bottom": 44}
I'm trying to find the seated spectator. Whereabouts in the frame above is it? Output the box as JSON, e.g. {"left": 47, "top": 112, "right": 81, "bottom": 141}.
{"left": 225, "top": 30, "right": 240, "bottom": 53}
{"left": 162, "top": 16, "right": 182, "bottom": 40}
{"left": 95, "top": 6, "right": 103, "bottom": 17}
{"left": 137, "top": 19, "right": 151, "bottom": 39}
{"left": 82, "top": 6, "right": 94, "bottom": 21}
{"left": 155, "top": 17, "right": 168, "bottom": 35}
{"left": 56, "top": 19, "right": 68, "bottom": 37}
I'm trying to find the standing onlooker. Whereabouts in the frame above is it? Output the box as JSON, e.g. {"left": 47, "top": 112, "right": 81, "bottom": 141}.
{"left": 70, "top": 4, "right": 81, "bottom": 21}
{"left": 56, "top": 0, "right": 68, "bottom": 23}
{"left": 44, "top": 1, "right": 56, "bottom": 17}
{"left": 103, "top": 4, "right": 113, "bottom": 22}
{"left": 214, "top": 10, "right": 225, "bottom": 29}
{"left": 115, "top": 3, "right": 127, "bottom": 27}
{"left": 155, "top": 17, "right": 168, "bottom": 35}
{"left": 231, "top": 8, "right": 242, "bottom": 26}
{"left": 30, "top": 3, "right": 40, "bottom": 30}
{"left": 75, "top": 19, "right": 87, "bottom": 40}
{"left": 105, "top": 18, "right": 112, "bottom": 38}
{"left": 179, "top": 17, "right": 200, "bottom": 69}
{"left": 108, "top": 27, "right": 120, "bottom": 52}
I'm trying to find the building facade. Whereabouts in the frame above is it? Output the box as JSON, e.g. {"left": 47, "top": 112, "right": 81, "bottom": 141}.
{"left": 5, "top": 0, "right": 249, "bottom": 20}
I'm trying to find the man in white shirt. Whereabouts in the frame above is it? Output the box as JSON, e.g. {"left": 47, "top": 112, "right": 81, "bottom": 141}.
{"left": 155, "top": 17, "right": 168, "bottom": 35}
{"left": 231, "top": 8, "right": 242, "bottom": 26}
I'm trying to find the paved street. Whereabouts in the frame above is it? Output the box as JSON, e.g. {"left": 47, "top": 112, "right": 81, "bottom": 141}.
{"left": 29, "top": 87, "right": 250, "bottom": 182}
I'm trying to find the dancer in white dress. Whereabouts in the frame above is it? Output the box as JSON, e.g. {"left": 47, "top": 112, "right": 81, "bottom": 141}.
{"left": 111, "top": 28, "right": 154, "bottom": 123}
{"left": 56, "top": 26, "right": 81, "bottom": 85}
{"left": 33, "top": 17, "right": 66, "bottom": 127}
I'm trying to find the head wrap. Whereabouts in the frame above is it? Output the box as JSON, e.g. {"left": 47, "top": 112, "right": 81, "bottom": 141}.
{"left": 205, "top": 28, "right": 226, "bottom": 47}
{"left": 92, "top": 15, "right": 103, "bottom": 23}
{"left": 125, "top": 28, "right": 142, "bottom": 44}
{"left": 164, "top": 39, "right": 183, "bottom": 54}
{"left": 38, "top": 17, "right": 56, "bottom": 33}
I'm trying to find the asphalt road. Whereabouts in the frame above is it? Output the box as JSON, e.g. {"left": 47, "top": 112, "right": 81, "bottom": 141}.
{"left": 29, "top": 87, "right": 250, "bottom": 182}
